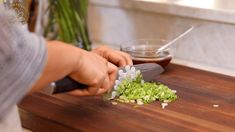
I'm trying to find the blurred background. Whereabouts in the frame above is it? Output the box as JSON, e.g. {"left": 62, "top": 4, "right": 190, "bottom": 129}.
{"left": 13, "top": 0, "right": 235, "bottom": 77}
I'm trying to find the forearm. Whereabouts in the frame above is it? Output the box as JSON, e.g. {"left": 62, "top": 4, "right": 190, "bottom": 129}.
{"left": 29, "top": 41, "right": 81, "bottom": 93}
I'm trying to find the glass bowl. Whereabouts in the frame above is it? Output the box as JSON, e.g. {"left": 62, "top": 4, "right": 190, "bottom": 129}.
{"left": 120, "top": 39, "right": 172, "bottom": 68}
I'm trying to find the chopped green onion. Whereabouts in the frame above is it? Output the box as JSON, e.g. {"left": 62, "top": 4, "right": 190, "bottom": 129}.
{"left": 110, "top": 65, "right": 177, "bottom": 106}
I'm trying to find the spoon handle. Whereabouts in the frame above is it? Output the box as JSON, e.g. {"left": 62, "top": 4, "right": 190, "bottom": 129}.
{"left": 157, "top": 26, "right": 194, "bottom": 53}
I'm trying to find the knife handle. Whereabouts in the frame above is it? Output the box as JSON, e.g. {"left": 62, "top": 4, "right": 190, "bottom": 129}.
{"left": 53, "top": 77, "right": 87, "bottom": 94}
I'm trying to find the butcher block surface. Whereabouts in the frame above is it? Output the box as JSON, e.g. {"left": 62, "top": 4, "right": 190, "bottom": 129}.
{"left": 19, "top": 64, "right": 235, "bottom": 132}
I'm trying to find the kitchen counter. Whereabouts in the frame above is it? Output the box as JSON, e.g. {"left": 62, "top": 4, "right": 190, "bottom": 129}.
{"left": 19, "top": 64, "right": 235, "bottom": 131}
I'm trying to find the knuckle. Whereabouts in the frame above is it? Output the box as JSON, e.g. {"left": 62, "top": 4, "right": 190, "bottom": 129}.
{"left": 114, "top": 65, "right": 118, "bottom": 70}
{"left": 91, "top": 78, "right": 100, "bottom": 86}
{"left": 92, "top": 74, "right": 106, "bottom": 86}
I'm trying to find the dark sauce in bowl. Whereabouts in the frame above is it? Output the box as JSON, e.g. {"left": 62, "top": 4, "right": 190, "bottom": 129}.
{"left": 132, "top": 56, "right": 172, "bottom": 68}
{"left": 120, "top": 39, "right": 172, "bottom": 68}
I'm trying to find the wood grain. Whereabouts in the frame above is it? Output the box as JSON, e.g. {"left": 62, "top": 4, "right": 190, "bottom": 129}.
{"left": 19, "top": 64, "right": 235, "bottom": 132}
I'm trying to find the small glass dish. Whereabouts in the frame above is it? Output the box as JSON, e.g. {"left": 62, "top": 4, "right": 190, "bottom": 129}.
{"left": 120, "top": 39, "right": 172, "bottom": 68}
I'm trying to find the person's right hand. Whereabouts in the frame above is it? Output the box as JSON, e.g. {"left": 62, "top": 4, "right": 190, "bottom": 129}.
{"left": 68, "top": 49, "right": 118, "bottom": 96}
{"left": 30, "top": 41, "right": 117, "bottom": 96}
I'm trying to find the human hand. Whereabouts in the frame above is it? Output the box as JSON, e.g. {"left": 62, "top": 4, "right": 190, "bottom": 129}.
{"left": 68, "top": 49, "right": 118, "bottom": 96}
{"left": 30, "top": 41, "right": 118, "bottom": 96}
{"left": 92, "top": 46, "right": 133, "bottom": 67}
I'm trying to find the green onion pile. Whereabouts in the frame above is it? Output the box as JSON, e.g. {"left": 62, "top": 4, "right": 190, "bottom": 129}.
{"left": 109, "top": 65, "right": 177, "bottom": 107}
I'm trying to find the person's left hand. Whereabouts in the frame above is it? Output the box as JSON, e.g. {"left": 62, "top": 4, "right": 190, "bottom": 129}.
{"left": 92, "top": 46, "right": 133, "bottom": 67}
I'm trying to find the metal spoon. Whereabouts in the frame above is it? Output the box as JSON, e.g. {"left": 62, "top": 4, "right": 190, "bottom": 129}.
{"left": 156, "top": 26, "right": 194, "bottom": 54}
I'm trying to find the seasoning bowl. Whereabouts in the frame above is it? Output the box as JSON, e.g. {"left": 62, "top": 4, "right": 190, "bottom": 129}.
{"left": 120, "top": 39, "right": 172, "bottom": 68}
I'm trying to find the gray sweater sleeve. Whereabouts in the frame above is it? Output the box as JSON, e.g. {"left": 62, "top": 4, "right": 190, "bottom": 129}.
{"left": 0, "top": 5, "right": 47, "bottom": 119}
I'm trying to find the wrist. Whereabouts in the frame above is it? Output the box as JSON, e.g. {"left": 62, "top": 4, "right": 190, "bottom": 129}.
{"left": 71, "top": 47, "right": 85, "bottom": 74}
{"left": 46, "top": 41, "right": 81, "bottom": 76}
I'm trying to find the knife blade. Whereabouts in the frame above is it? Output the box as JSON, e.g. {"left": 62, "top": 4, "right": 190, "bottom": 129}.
{"left": 53, "top": 63, "right": 164, "bottom": 94}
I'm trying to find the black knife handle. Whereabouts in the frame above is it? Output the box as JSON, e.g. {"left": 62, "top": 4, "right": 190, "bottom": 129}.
{"left": 53, "top": 77, "right": 87, "bottom": 94}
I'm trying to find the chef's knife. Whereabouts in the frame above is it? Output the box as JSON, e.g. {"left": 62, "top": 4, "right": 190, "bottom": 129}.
{"left": 53, "top": 63, "right": 164, "bottom": 94}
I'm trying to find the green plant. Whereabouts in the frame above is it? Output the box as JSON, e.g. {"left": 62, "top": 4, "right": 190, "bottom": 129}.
{"left": 44, "top": 0, "right": 91, "bottom": 50}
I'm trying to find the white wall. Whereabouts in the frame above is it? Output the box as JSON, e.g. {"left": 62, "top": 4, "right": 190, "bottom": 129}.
{"left": 88, "top": 0, "right": 235, "bottom": 76}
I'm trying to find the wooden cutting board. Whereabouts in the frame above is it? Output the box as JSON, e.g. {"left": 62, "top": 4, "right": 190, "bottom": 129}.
{"left": 19, "top": 64, "right": 235, "bottom": 132}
